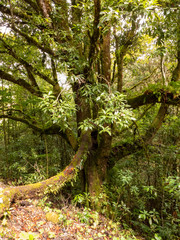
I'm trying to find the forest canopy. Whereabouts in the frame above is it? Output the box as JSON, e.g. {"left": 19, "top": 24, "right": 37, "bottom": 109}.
{"left": 0, "top": 0, "right": 180, "bottom": 239}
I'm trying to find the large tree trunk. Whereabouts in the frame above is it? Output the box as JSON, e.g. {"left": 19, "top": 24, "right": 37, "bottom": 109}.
{"left": 85, "top": 132, "right": 112, "bottom": 197}
{"left": 84, "top": 25, "right": 112, "bottom": 198}
{"left": 0, "top": 131, "right": 92, "bottom": 217}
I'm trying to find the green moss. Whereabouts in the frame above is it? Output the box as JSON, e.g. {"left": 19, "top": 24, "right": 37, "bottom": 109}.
{"left": 46, "top": 212, "right": 59, "bottom": 224}
{"left": 0, "top": 163, "right": 79, "bottom": 216}
{"left": 0, "top": 189, "right": 14, "bottom": 216}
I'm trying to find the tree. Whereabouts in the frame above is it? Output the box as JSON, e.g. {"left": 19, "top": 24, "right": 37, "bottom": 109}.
{"left": 0, "top": 0, "right": 179, "bottom": 215}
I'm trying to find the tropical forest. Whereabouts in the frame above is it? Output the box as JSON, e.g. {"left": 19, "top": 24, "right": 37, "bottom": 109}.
{"left": 0, "top": 0, "right": 179, "bottom": 239}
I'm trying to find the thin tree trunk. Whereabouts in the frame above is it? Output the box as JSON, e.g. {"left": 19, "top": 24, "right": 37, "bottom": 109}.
{"left": 1, "top": 80, "right": 9, "bottom": 177}
{"left": 44, "top": 134, "right": 49, "bottom": 178}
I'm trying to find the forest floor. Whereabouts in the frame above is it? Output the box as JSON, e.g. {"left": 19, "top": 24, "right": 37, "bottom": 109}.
{"left": 0, "top": 183, "right": 145, "bottom": 240}
{"left": 0, "top": 199, "right": 146, "bottom": 240}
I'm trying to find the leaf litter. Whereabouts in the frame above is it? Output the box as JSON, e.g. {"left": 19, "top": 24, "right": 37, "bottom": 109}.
{"left": 0, "top": 199, "right": 145, "bottom": 240}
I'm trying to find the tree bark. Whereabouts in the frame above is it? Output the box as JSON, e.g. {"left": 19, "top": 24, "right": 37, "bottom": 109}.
{"left": 85, "top": 131, "right": 112, "bottom": 195}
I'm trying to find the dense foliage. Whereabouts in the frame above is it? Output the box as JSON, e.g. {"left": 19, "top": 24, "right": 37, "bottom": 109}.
{"left": 0, "top": 0, "right": 180, "bottom": 239}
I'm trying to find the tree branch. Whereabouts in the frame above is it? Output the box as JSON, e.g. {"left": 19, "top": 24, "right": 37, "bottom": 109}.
{"left": 0, "top": 69, "right": 43, "bottom": 97}
{"left": 0, "top": 113, "right": 78, "bottom": 150}
{"left": 0, "top": 39, "right": 56, "bottom": 86}
{"left": 0, "top": 130, "right": 91, "bottom": 217}
{"left": 127, "top": 47, "right": 180, "bottom": 108}
{"left": 23, "top": 0, "right": 40, "bottom": 13}
{"left": 127, "top": 68, "right": 158, "bottom": 91}
{"left": 127, "top": 89, "right": 180, "bottom": 109}
{"left": 0, "top": 114, "right": 43, "bottom": 132}
{"left": 110, "top": 103, "right": 168, "bottom": 168}
{"left": 142, "top": 103, "right": 168, "bottom": 143}
{"left": 111, "top": 43, "right": 180, "bottom": 164}
{"left": 25, "top": 66, "right": 41, "bottom": 89}
{"left": 0, "top": 3, "right": 31, "bottom": 21}
{"left": 12, "top": 26, "right": 55, "bottom": 56}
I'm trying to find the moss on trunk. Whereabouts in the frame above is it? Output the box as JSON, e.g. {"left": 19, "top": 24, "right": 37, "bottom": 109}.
{"left": 85, "top": 132, "right": 112, "bottom": 197}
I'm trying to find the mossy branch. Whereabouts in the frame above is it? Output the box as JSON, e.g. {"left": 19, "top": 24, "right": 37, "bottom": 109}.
{"left": 0, "top": 131, "right": 91, "bottom": 217}
{"left": 127, "top": 89, "right": 180, "bottom": 109}
{"left": 110, "top": 104, "right": 168, "bottom": 168}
